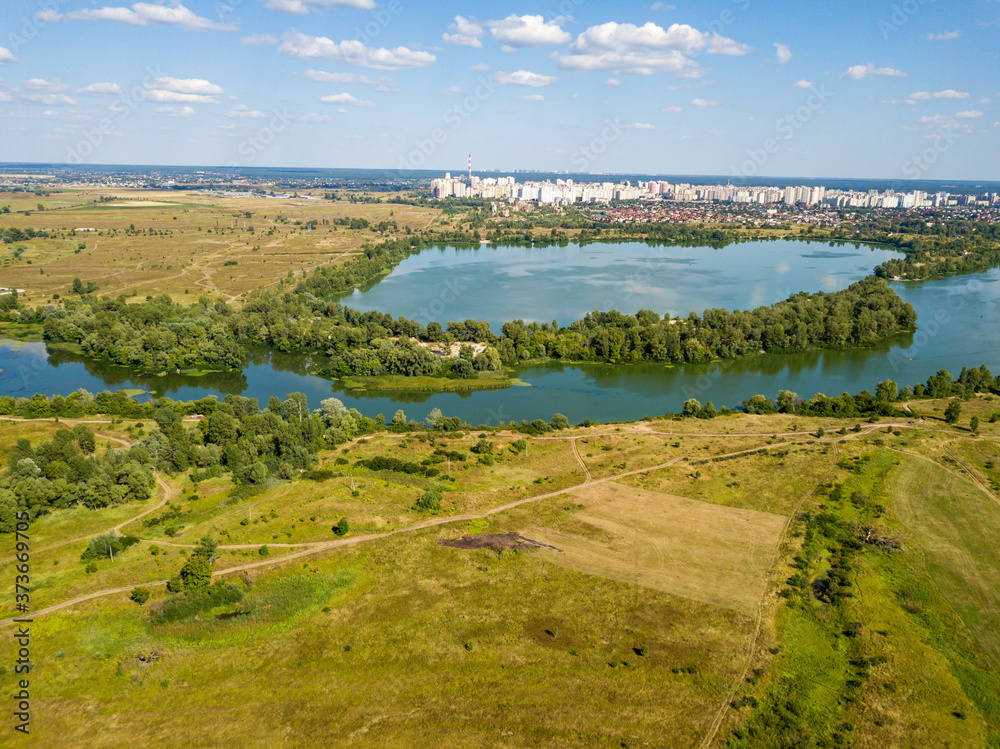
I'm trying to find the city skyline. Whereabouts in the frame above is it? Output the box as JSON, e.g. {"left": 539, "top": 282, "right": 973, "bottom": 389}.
{"left": 1, "top": 0, "right": 998, "bottom": 179}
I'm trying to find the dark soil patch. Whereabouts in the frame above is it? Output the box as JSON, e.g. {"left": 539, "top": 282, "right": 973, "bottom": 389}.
{"left": 438, "top": 532, "right": 562, "bottom": 553}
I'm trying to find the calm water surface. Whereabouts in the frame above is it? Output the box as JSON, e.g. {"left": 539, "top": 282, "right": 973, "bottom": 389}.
{"left": 2, "top": 243, "right": 997, "bottom": 424}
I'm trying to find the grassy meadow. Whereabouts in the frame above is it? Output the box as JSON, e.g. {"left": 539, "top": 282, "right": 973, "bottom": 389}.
{"left": 0, "top": 401, "right": 997, "bottom": 747}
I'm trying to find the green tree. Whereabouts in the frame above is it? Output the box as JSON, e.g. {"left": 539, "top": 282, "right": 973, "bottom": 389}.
{"left": 944, "top": 400, "right": 962, "bottom": 424}
{"left": 131, "top": 586, "right": 150, "bottom": 604}
{"left": 970, "top": 416, "right": 980, "bottom": 434}
{"left": 391, "top": 409, "right": 407, "bottom": 427}
{"left": 333, "top": 517, "right": 349, "bottom": 536}
{"left": 550, "top": 413, "right": 570, "bottom": 430}
{"left": 682, "top": 398, "right": 702, "bottom": 416}
{"left": 179, "top": 553, "right": 213, "bottom": 590}
{"left": 413, "top": 488, "right": 442, "bottom": 513}
{"left": 167, "top": 575, "right": 183, "bottom": 593}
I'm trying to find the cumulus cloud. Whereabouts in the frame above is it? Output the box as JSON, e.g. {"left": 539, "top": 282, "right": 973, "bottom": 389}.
{"left": 261, "top": 0, "right": 374, "bottom": 12}
{"left": 443, "top": 15, "right": 483, "bottom": 47}
{"left": 143, "top": 90, "right": 218, "bottom": 103}
{"left": 955, "top": 110, "right": 984, "bottom": 118}
{"left": 692, "top": 98, "right": 723, "bottom": 106}
{"left": 661, "top": 105, "right": 682, "bottom": 112}
{"left": 321, "top": 92, "right": 375, "bottom": 106}
{"left": 493, "top": 69, "right": 556, "bottom": 87}
{"left": 67, "top": 3, "right": 236, "bottom": 31}
{"left": 794, "top": 80, "right": 814, "bottom": 88}
{"left": 518, "top": 94, "right": 545, "bottom": 102}
{"left": 227, "top": 104, "right": 269, "bottom": 118}
{"left": 155, "top": 105, "right": 195, "bottom": 116}
{"left": 842, "top": 63, "right": 906, "bottom": 80}
{"left": 78, "top": 82, "right": 123, "bottom": 95}
{"left": 605, "top": 78, "right": 621, "bottom": 86}
{"left": 279, "top": 32, "right": 435, "bottom": 70}
{"left": 242, "top": 33, "right": 278, "bottom": 45}
{"left": 487, "top": 15, "right": 570, "bottom": 49}
{"left": 442, "top": 85, "right": 463, "bottom": 96}
{"left": 0, "top": 47, "right": 17, "bottom": 64}
{"left": 928, "top": 30, "right": 960, "bottom": 40}
{"left": 623, "top": 122, "right": 655, "bottom": 129}
{"left": 773, "top": 43, "right": 791, "bottom": 64}
{"left": 554, "top": 21, "right": 750, "bottom": 75}
{"left": 885, "top": 89, "right": 970, "bottom": 105}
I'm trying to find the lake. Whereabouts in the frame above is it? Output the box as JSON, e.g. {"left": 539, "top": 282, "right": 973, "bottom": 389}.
{"left": 2, "top": 241, "right": 998, "bottom": 424}
{"left": 337, "top": 239, "right": 901, "bottom": 329}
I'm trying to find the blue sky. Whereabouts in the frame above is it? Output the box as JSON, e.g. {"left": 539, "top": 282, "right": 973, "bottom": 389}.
{"left": 1, "top": 0, "right": 998, "bottom": 179}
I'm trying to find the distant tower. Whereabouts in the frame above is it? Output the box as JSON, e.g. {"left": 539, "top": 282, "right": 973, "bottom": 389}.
{"left": 468, "top": 153, "right": 472, "bottom": 183}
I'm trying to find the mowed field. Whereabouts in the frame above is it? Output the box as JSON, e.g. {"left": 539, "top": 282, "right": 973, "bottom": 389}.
{"left": 527, "top": 482, "right": 787, "bottom": 613}
{"left": 0, "top": 185, "right": 442, "bottom": 306}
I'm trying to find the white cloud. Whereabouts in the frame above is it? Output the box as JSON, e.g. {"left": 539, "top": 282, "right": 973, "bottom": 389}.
{"left": 150, "top": 77, "right": 224, "bottom": 95}
{"left": 928, "top": 30, "right": 961, "bottom": 40}
{"left": 143, "top": 90, "right": 218, "bottom": 103}
{"left": 955, "top": 110, "right": 984, "bottom": 118}
{"left": 692, "top": 98, "right": 723, "bottom": 106}
{"left": 278, "top": 32, "right": 435, "bottom": 70}
{"left": 67, "top": 3, "right": 236, "bottom": 31}
{"left": 486, "top": 15, "right": 570, "bottom": 48}
{"left": 297, "top": 112, "right": 333, "bottom": 123}
{"left": 661, "top": 105, "right": 682, "bottom": 112}
{"left": 359, "top": 74, "right": 397, "bottom": 91}
{"left": 518, "top": 94, "right": 545, "bottom": 102}
{"left": 886, "top": 89, "right": 970, "bottom": 105}
{"left": 442, "top": 15, "right": 483, "bottom": 47}
{"left": 155, "top": 105, "right": 195, "bottom": 117}
{"left": 227, "top": 104, "right": 269, "bottom": 118}
{"left": 321, "top": 92, "right": 375, "bottom": 106}
{"left": 0, "top": 47, "right": 17, "bottom": 64}
{"left": 304, "top": 69, "right": 355, "bottom": 83}
{"left": 605, "top": 77, "right": 621, "bottom": 86}
{"left": 20, "top": 92, "right": 77, "bottom": 105}
{"left": 0, "top": 92, "right": 12, "bottom": 102}
{"left": 218, "top": 122, "right": 237, "bottom": 129}
{"left": 261, "top": 0, "right": 374, "bottom": 13}
{"left": 493, "top": 69, "right": 556, "bottom": 87}
{"left": 910, "top": 89, "right": 968, "bottom": 100}
{"left": 842, "top": 63, "right": 906, "bottom": 80}
{"left": 242, "top": 33, "right": 278, "bottom": 45}
{"left": 773, "top": 43, "right": 791, "bottom": 64}
{"left": 470, "top": 63, "right": 491, "bottom": 71}
{"left": 554, "top": 21, "right": 750, "bottom": 75}
{"left": 78, "top": 82, "right": 123, "bottom": 95}
{"left": 794, "top": 79, "right": 814, "bottom": 88}
{"left": 442, "top": 85, "right": 463, "bottom": 96}
{"left": 623, "top": 122, "right": 654, "bottom": 129}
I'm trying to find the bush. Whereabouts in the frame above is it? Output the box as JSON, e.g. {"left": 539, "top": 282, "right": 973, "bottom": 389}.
{"left": 150, "top": 581, "right": 243, "bottom": 624}
{"left": 131, "top": 586, "right": 151, "bottom": 604}
{"left": 80, "top": 532, "right": 141, "bottom": 562}
{"left": 413, "top": 489, "right": 442, "bottom": 513}
{"left": 166, "top": 575, "right": 184, "bottom": 593}
{"left": 85, "top": 562, "right": 97, "bottom": 574}
{"left": 258, "top": 545, "right": 269, "bottom": 556}
{"left": 333, "top": 517, "right": 349, "bottom": 536}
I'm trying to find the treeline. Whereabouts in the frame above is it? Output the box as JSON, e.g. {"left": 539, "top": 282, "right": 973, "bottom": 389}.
{"left": 1, "top": 425, "right": 155, "bottom": 531}
{"left": 734, "top": 364, "right": 997, "bottom": 418}
{"left": 0, "top": 393, "right": 376, "bottom": 532}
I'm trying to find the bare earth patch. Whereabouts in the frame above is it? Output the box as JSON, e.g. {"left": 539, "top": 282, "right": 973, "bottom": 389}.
{"left": 438, "top": 532, "right": 562, "bottom": 553}
{"left": 526, "top": 482, "right": 787, "bottom": 613}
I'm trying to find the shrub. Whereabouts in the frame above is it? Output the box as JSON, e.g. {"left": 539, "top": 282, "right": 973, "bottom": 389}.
{"left": 333, "top": 517, "right": 349, "bottom": 536}
{"left": 150, "top": 581, "right": 243, "bottom": 624}
{"left": 166, "top": 575, "right": 183, "bottom": 593}
{"left": 130, "top": 586, "right": 151, "bottom": 605}
{"left": 85, "top": 562, "right": 97, "bottom": 574}
{"left": 413, "top": 489, "right": 442, "bottom": 513}
{"left": 80, "top": 532, "right": 141, "bottom": 562}
{"left": 258, "top": 545, "right": 270, "bottom": 557}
